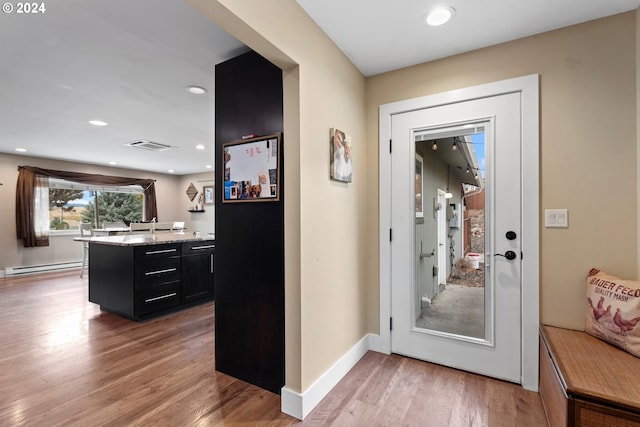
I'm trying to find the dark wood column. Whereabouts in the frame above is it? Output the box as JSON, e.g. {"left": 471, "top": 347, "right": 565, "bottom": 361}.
{"left": 214, "top": 50, "right": 284, "bottom": 394}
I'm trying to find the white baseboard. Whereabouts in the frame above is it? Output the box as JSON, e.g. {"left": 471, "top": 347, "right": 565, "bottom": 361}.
{"left": 367, "top": 333, "right": 385, "bottom": 354}
{"left": 281, "top": 333, "right": 380, "bottom": 420}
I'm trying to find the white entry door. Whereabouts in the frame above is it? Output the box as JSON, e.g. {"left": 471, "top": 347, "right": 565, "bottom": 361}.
{"left": 390, "top": 91, "right": 523, "bottom": 382}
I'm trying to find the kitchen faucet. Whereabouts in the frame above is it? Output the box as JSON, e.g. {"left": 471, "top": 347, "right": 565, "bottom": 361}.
{"left": 151, "top": 217, "right": 156, "bottom": 234}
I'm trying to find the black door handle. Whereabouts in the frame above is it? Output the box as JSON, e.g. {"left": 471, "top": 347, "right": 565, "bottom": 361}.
{"left": 495, "top": 250, "right": 517, "bottom": 260}
{"left": 506, "top": 231, "right": 517, "bottom": 240}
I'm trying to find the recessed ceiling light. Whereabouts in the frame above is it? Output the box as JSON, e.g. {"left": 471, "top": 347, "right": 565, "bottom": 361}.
{"left": 168, "top": 169, "right": 175, "bottom": 174}
{"left": 89, "top": 120, "right": 108, "bottom": 126}
{"left": 424, "top": 6, "right": 456, "bottom": 26}
{"left": 205, "top": 164, "right": 212, "bottom": 169}
{"left": 196, "top": 144, "right": 206, "bottom": 150}
{"left": 186, "top": 86, "right": 207, "bottom": 95}
{"left": 15, "top": 148, "right": 27, "bottom": 152}
{"left": 108, "top": 161, "right": 117, "bottom": 165}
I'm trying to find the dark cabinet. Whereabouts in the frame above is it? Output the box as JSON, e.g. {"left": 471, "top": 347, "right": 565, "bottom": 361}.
{"left": 88, "top": 239, "right": 214, "bottom": 321}
{"left": 134, "top": 243, "right": 181, "bottom": 316}
{"left": 181, "top": 241, "right": 215, "bottom": 303}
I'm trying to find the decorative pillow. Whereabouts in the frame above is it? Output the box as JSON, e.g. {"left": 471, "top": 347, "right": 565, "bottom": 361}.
{"left": 586, "top": 268, "right": 640, "bottom": 358}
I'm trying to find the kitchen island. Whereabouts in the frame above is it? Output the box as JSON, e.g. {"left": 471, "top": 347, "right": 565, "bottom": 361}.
{"left": 79, "top": 233, "right": 215, "bottom": 321}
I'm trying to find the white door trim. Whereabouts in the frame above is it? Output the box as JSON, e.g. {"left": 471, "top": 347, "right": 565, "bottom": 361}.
{"left": 378, "top": 74, "right": 539, "bottom": 391}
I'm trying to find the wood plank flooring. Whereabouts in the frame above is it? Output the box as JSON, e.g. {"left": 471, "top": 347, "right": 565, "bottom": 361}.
{"left": 0, "top": 270, "right": 547, "bottom": 426}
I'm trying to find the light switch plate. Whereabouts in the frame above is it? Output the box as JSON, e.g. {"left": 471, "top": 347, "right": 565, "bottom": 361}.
{"left": 545, "top": 209, "right": 568, "bottom": 228}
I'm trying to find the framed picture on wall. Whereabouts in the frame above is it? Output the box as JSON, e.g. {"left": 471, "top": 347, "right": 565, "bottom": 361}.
{"left": 330, "top": 128, "right": 352, "bottom": 183}
{"left": 222, "top": 133, "right": 281, "bottom": 203}
{"left": 203, "top": 185, "right": 214, "bottom": 205}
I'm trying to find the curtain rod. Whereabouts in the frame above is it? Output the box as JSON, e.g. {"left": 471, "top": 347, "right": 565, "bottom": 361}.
{"left": 17, "top": 165, "right": 156, "bottom": 181}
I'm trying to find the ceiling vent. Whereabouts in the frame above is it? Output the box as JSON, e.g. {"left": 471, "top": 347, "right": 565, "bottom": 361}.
{"left": 125, "top": 140, "right": 173, "bottom": 152}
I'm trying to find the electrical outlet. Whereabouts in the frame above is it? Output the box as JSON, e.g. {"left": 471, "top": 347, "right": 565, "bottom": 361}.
{"left": 545, "top": 209, "right": 568, "bottom": 228}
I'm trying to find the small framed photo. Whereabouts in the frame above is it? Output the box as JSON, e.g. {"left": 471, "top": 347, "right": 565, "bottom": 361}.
{"left": 330, "top": 128, "right": 352, "bottom": 183}
{"left": 203, "top": 185, "right": 214, "bottom": 205}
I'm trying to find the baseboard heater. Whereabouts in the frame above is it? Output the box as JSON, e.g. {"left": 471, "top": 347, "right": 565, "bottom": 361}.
{"left": 4, "top": 261, "right": 83, "bottom": 277}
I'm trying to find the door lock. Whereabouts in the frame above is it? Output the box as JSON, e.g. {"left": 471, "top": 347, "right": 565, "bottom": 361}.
{"left": 495, "top": 250, "right": 517, "bottom": 260}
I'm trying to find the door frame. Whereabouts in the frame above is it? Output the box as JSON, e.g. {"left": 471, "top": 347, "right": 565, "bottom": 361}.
{"left": 378, "top": 74, "right": 539, "bottom": 391}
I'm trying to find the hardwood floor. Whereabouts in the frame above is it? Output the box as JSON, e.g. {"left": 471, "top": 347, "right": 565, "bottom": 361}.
{"left": 0, "top": 270, "right": 547, "bottom": 426}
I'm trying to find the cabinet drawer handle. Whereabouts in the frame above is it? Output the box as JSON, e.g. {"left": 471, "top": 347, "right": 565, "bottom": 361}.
{"left": 145, "top": 249, "right": 177, "bottom": 255}
{"left": 190, "top": 245, "right": 215, "bottom": 250}
{"left": 145, "top": 292, "right": 177, "bottom": 303}
{"left": 145, "top": 267, "right": 177, "bottom": 276}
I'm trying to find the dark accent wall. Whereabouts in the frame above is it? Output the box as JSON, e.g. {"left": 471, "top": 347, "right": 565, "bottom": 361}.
{"left": 214, "top": 50, "right": 284, "bottom": 394}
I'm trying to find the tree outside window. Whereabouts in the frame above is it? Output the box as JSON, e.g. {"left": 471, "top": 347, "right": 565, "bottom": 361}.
{"left": 48, "top": 187, "right": 143, "bottom": 231}
{"left": 81, "top": 192, "right": 143, "bottom": 228}
{"left": 49, "top": 188, "right": 83, "bottom": 230}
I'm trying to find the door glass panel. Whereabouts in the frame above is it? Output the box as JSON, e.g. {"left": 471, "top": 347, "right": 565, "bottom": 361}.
{"left": 414, "top": 126, "right": 486, "bottom": 339}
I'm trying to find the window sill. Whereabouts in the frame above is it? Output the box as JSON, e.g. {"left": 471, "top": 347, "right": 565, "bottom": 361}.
{"left": 49, "top": 230, "right": 81, "bottom": 237}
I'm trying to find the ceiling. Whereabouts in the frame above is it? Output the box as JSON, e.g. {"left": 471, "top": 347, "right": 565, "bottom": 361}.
{"left": 297, "top": 0, "right": 640, "bottom": 76}
{"left": 2, "top": 1, "right": 639, "bottom": 176}
{"left": 0, "top": 0, "right": 247, "bottom": 175}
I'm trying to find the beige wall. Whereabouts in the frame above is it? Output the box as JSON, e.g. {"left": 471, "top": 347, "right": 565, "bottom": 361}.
{"left": 637, "top": 9, "right": 640, "bottom": 279}
{"left": 189, "top": 0, "right": 368, "bottom": 392}
{"left": 0, "top": 153, "right": 208, "bottom": 271}
{"left": 366, "top": 12, "right": 637, "bottom": 331}
{"left": 178, "top": 172, "right": 215, "bottom": 235}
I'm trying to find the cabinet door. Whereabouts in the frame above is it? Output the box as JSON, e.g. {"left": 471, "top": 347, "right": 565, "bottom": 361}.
{"left": 181, "top": 243, "right": 215, "bottom": 303}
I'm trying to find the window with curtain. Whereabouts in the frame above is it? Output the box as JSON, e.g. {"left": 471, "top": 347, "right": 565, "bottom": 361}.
{"left": 16, "top": 166, "right": 157, "bottom": 248}
{"left": 48, "top": 179, "right": 144, "bottom": 231}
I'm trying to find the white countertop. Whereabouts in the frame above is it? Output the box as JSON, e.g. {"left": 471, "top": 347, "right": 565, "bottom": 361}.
{"left": 74, "top": 232, "right": 215, "bottom": 246}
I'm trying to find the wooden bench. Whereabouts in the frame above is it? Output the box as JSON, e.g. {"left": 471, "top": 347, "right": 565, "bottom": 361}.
{"left": 540, "top": 325, "right": 640, "bottom": 427}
